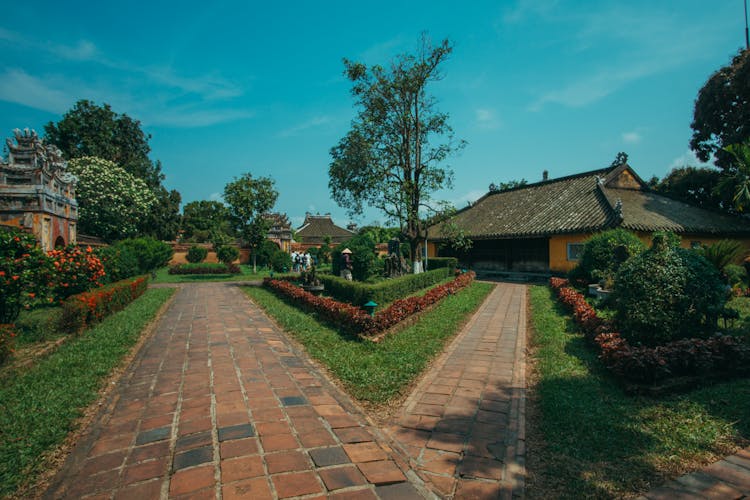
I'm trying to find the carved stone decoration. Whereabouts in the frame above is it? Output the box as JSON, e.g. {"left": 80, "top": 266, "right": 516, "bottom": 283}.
{"left": 0, "top": 129, "right": 78, "bottom": 251}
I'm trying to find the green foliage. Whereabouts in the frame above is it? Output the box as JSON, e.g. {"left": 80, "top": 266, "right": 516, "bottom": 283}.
{"left": 652, "top": 166, "right": 725, "bottom": 211}
{"left": 216, "top": 245, "right": 240, "bottom": 264}
{"left": 140, "top": 186, "right": 181, "bottom": 241}
{"left": 186, "top": 245, "right": 208, "bottom": 263}
{"left": 718, "top": 140, "right": 750, "bottom": 212}
{"left": 0, "top": 229, "right": 51, "bottom": 323}
{"left": 724, "top": 264, "right": 747, "bottom": 287}
{"left": 114, "top": 237, "right": 173, "bottom": 275}
{"left": 357, "top": 225, "right": 400, "bottom": 244}
{"left": 489, "top": 179, "right": 527, "bottom": 192}
{"left": 426, "top": 257, "right": 458, "bottom": 270}
{"left": 691, "top": 50, "right": 750, "bottom": 170}
{"left": 0, "top": 288, "right": 173, "bottom": 497}
{"left": 575, "top": 229, "right": 646, "bottom": 282}
{"left": 332, "top": 233, "right": 378, "bottom": 281}
{"left": 270, "top": 250, "right": 292, "bottom": 272}
{"left": 168, "top": 263, "right": 239, "bottom": 275}
{"left": 46, "top": 246, "right": 106, "bottom": 301}
{"left": 694, "top": 239, "right": 745, "bottom": 275}
{"left": 0, "top": 324, "right": 15, "bottom": 364}
{"left": 68, "top": 157, "right": 156, "bottom": 241}
{"left": 14, "top": 307, "right": 62, "bottom": 343}
{"left": 615, "top": 239, "right": 726, "bottom": 345}
{"left": 95, "top": 245, "right": 139, "bottom": 283}
{"left": 181, "top": 200, "right": 232, "bottom": 242}
{"left": 319, "top": 267, "right": 453, "bottom": 307}
{"left": 223, "top": 173, "right": 278, "bottom": 271}
{"left": 255, "top": 240, "right": 281, "bottom": 266}
{"left": 329, "top": 34, "right": 465, "bottom": 262}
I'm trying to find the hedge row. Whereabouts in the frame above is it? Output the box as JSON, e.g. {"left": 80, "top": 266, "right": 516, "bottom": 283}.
{"left": 426, "top": 257, "right": 458, "bottom": 270}
{"left": 168, "top": 263, "right": 240, "bottom": 275}
{"left": 264, "top": 271, "right": 475, "bottom": 337}
{"left": 59, "top": 276, "right": 150, "bottom": 333}
{"left": 549, "top": 277, "right": 750, "bottom": 385}
{"left": 318, "top": 267, "right": 453, "bottom": 307}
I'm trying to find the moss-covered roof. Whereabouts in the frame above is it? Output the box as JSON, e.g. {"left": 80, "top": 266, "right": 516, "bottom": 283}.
{"left": 296, "top": 213, "right": 355, "bottom": 245}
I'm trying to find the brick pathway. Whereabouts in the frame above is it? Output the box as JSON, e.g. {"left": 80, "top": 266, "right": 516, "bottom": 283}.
{"left": 638, "top": 447, "right": 750, "bottom": 499}
{"left": 385, "top": 283, "right": 527, "bottom": 499}
{"left": 45, "top": 283, "right": 428, "bottom": 499}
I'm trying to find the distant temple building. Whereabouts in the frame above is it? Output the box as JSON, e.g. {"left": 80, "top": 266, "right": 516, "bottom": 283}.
{"left": 265, "top": 212, "right": 293, "bottom": 252}
{"left": 295, "top": 212, "right": 355, "bottom": 250}
{"left": 0, "top": 129, "right": 78, "bottom": 251}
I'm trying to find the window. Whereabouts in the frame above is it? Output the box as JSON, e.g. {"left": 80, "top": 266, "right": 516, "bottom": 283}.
{"left": 567, "top": 243, "right": 584, "bottom": 261}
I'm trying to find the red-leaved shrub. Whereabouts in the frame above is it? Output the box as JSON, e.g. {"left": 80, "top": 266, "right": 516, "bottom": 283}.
{"left": 59, "top": 276, "right": 149, "bottom": 333}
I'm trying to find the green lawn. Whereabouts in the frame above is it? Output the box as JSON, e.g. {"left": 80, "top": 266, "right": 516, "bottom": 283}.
{"left": 0, "top": 288, "right": 175, "bottom": 497}
{"left": 526, "top": 285, "right": 750, "bottom": 498}
{"left": 151, "top": 264, "right": 295, "bottom": 283}
{"left": 243, "top": 281, "right": 493, "bottom": 404}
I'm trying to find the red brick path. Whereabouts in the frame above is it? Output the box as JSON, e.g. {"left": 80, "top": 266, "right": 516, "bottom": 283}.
{"left": 45, "top": 283, "right": 427, "bottom": 499}
{"left": 385, "top": 283, "right": 527, "bottom": 499}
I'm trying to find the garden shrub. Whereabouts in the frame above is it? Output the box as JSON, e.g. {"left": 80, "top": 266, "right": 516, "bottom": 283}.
{"left": 332, "top": 234, "right": 378, "bottom": 281}
{"left": 114, "top": 237, "right": 173, "bottom": 275}
{"left": 426, "top": 257, "right": 458, "bottom": 270}
{"left": 96, "top": 245, "right": 140, "bottom": 283}
{"left": 186, "top": 245, "right": 208, "bottom": 263}
{"left": 216, "top": 245, "right": 240, "bottom": 264}
{"left": 14, "top": 307, "right": 63, "bottom": 342}
{"left": 46, "top": 246, "right": 106, "bottom": 301}
{"left": 0, "top": 324, "right": 16, "bottom": 364}
{"left": 0, "top": 229, "right": 52, "bottom": 323}
{"left": 256, "top": 240, "right": 281, "bottom": 267}
{"left": 724, "top": 263, "right": 747, "bottom": 287}
{"left": 168, "top": 263, "right": 240, "bottom": 275}
{"left": 59, "top": 276, "right": 149, "bottom": 333}
{"left": 614, "top": 233, "right": 726, "bottom": 346}
{"left": 318, "top": 267, "right": 453, "bottom": 307}
{"left": 574, "top": 229, "right": 645, "bottom": 283}
{"left": 270, "top": 250, "right": 292, "bottom": 273}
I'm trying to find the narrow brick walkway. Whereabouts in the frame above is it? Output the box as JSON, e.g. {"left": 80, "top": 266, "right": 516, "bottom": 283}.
{"left": 638, "top": 447, "right": 750, "bottom": 499}
{"left": 385, "top": 283, "right": 527, "bottom": 499}
{"left": 45, "top": 283, "right": 427, "bottom": 499}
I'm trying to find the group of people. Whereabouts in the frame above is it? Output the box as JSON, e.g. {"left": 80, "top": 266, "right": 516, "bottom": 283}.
{"left": 291, "top": 250, "right": 313, "bottom": 272}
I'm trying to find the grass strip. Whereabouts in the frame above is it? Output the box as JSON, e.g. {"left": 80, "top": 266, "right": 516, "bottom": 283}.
{"left": 151, "top": 265, "right": 294, "bottom": 283}
{"left": 0, "top": 288, "right": 174, "bottom": 497}
{"left": 527, "top": 284, "right": 750, "bottom": 498}
{"left": 244, "top": 281, "right": 493, "bottom": 404}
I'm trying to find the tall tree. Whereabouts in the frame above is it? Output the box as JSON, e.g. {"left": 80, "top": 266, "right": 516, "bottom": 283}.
{"left": 141, "top": 187, "right": 182, "bottom": 241}
{"left": 690, "top": 49, "right": 750, "bottom": 169}
{"left": 181, "top": 200, "right": 232, "bottom": 242}
{"left": 717, "top": 140, "right": 750, "bottom": 211}
{"left": 329, "top": 34, "right": 465, "bottom": 267}
{"left": 223, "top": 174, "right": 278, "bottom": 272}
{"left": 652, "top": 166, "right": 724, "bottom": 211}
{"left": 44, "top": 99, "right": 163, "bottom": 188}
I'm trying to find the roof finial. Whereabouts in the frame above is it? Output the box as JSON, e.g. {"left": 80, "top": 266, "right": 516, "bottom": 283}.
{"left": 615, "top": 198, "right": 623, "bottom": 217}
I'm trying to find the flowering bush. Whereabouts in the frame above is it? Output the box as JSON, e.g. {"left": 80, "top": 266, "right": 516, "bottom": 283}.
{"left": 0, "top": 230, "right": 52, "bottom": 323}
{"left": 265, "top": 271, "right": 476, "bottom": 337}
{"left": 46, "top": 246, "right": 106, "bottom": 301}
{"left": 0, "top": 324, "right": 16, "bottom": 364}
{"left": 548, "top": 278, "right": 750, "bottom": 385}
{"left": 59, "top": 276, "right": 149, "bottom": 333}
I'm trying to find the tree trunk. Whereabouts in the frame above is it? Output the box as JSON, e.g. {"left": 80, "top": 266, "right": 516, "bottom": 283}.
{"left": 252, "top": 251, "right": 257, "bottom": 273}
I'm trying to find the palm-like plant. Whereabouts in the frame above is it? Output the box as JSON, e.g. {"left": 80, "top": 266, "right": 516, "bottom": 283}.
{"left": 721, "top": 140, "right": 750, "bottom": 211}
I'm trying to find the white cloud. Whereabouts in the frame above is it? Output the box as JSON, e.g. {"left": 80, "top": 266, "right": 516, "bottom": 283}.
{"left": 451, "top": 189, "right": 486, "bottom": 208}
{"left": 278, "top": 116, "right": 332, "bottom": 137}
{"left": 621, "top": 131, "right": 642, "bottom": 144}
{"left": 475, "top": 108, "right": 501, "bottom": 130}
{"left": 209, "top": 192, "right": 223, "bottom": 202}
{"left": 668, "top": 149, "right": 715, "bottom": 170}
{"left": 0, "top": 68, "right": 76, "bottom": 114}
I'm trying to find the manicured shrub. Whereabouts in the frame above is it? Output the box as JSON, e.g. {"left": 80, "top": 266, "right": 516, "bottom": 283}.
{"left": 426, "top": 257, "right": 458, "bottom": 270}
{"left": 46, "top": 246, "right": 106, "bottom": 301}
{"left": 168, "top": 263, "right": 240, "bottom": 274}
{"left": 96, "top": 245, "right": 140, "bottom": 283}
{"left": 186, "top": 245, "right": 208, "bottom": 263}
{"left": 256, "top": 240, "right": 281, "bottom": 267}
{"left": 14, "top": 307, "right": 63, "bottom": 342}
{"left": 270, "top": 251, "right": 292, "bottom": 272}
{"left": 574, "top": 229, "right": 645, "bottom": 283}
{"left": 615, "top": 233, "right": 726, "bottom": 345}
{"left": 724, "top": 263, "right": 747, "bottom": 287}
{"left": 114, "top": 237, "right": 173, "bottom": 275}
{"left": 216, "top": 245, "right": 240, "bottom": 264}
{"left": 59, "top": 276, "right": 149, "bottom": 333}
{"left": 332, "top": 234, "right": 378, "bottom": 281}
{"left": 0, "top": 324, "right": 16, "bottom": 364}
{"left": 0, "top": 229, "right": 53, "bottom": 323}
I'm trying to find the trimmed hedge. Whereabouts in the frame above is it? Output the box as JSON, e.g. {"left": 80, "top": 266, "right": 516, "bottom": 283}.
{"left": 168, "top": 263, "right": 240, "bottom": 275}
{"left": 549, "top": 277, "right": 750, "bottom": 386}
{"left": 264, "top": 271, "right": 475, "bottom": 337}
{"left": 426, "top": 257, "right": 458, "bottom": 270}
{"left": 186, "top": 246, "right": 208, "bottom": 263}
{"left": 319, "top": 267, "right": 453, "bottom": 307}
{"left": 59, "top": 276, "right": 150, "bottom": 333}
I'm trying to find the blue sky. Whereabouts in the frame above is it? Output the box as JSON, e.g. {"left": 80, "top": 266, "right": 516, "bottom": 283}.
{"left": 0, "top": 1, "right": 746, "bottom": 228}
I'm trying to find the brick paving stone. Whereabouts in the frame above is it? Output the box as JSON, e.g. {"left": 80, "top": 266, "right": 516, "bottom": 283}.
{"left": 169, "top": 464, "right": 215, "bottom": 496}
{"left": 309, "top": 446, "right": 351, "bottom": 467}
{"left": 343, "top": 442, "right": 389, "bottom": 463}
{"left": 218, "top": 423, "right": 255, "bottom": 442}
{"left": 222, "top": 477, "right": 274, "bottom": 500}
{"left": 261, "top": 433, "right": 300, "bottom": 452}
{"left": 271, "top": 471, "right": 323, "bottom": 498}
{"left": 122, "top": 456, "right": 168, "bottom": 485}
{"left": 256, "top": 421, "right": 291, "bottom": 436}
{"left": 325, "top": 414, "right": 360, "bottom": 428}
{"left": 375, "top": 482, "right": 424, "bottom": 499}
{"left": 173, "top": 446, "right": 214, "bottom": 471}
{"left": 79, "top": 450, "right": 127, "bottom": 476}
{"left": 319, "top": 465, "right": 368, "bottom": 490}
{"left": 455, "top": 479, "right": 503, "bottom": 498}
{"left": 175, "top": 430, "right": 212, "bottom": 452}
{"left": 334, "top": 426, "right": 374, "bottom": 444}
{"left": 220, "top": 437, "right": 260, "bottom": 459}
{"left": 113, "top": 478, "right": 162, "bottom": 500}
{"left": 328, "top": 488, "right": 379, "bottom": 499}
{"left": 357, "top": 461, "right": 407, "bottom": 485}
{"left": 221, "top": 455, "right": 265, "bottom": 483}
{"left": 265, "top": 450, "right": 310, "bottom": 474}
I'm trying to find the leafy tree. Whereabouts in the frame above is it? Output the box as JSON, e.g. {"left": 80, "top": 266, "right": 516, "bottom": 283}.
{"left": 329, "top": 34, "right": 465, "bottom": 269}
{"left": 68, "top": 157, "right": 156, "bottom": 241}
{"left": 357, "top": 225, "right": 400, "bottom": 244}
{"left": 141, "top": 186, "right": 181, "bottom": 241}
{"left": 717, "top": 140, "right": 750, "bottom": 211}
{"left": 44, "top": 99, "right": 163, "bottom": 188}
{"left": 489, "top": 179, "right": 527, "bottom": 192}
{"left": 652, "top": 166, "right": 724, "bottom": 211}
{"left": 691, "top": 50, "right": 750, "bottom": 169}
{"left": 223, "top": 174, "right": 278, "bottom": 272}
{"left": 573, "top": 228, "right": 645, "bottom": 283}
{"left": 181, "top": 200, "right": 232, "bottom": 242}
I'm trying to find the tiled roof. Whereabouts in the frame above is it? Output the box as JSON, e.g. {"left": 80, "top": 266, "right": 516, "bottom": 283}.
{"left": 296, "top": 214, "right": 355, "bottom": 245}
{"left": 429, "top": 165, "right": 750, "bottom": 240}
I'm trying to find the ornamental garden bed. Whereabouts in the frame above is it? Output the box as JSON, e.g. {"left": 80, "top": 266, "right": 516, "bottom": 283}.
{"left": 168, "top": 262, "right": 241, "bottom": 275}
{"left": 549, "top": 277, "right": 750, "bottom": 394}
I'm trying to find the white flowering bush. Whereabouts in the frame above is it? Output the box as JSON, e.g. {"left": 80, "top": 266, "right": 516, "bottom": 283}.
{"left": 68, "top": 157, "right": 156, "bottom": 241}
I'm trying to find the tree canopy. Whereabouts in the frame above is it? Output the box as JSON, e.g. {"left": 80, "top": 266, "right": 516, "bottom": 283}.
{"left": 690, "top": 49, "right": 750, "bottom": 169}
{"left": 223, "top": 174, "right": 278, "bottom": 272}
{"left": 651, "top": 166, "right": 724, "bottom": 211}
{"left": 329, "top": 34, "right": 464, "bottom": 264}
{"left": 181, "top": 200, "right": 232, "bottom": 242}
{"left": 68, "top": 157, "right": 156, "bottom": 241}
